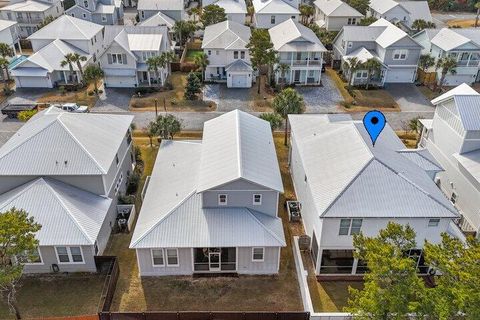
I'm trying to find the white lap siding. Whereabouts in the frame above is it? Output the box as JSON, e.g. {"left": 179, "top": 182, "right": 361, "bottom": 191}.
{"left": 136, "top": 248, "right": 193, "bottom": 276}
{"left": 237, "top": 247, "right": 280, "bottom": 274}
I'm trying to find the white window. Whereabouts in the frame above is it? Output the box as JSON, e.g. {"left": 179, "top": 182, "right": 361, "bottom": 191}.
{"left": 114, "top": 172, "right": 123, "bottom": 194}
{"left": 252, "top": 247, "right": 264, "bottom": 261}
{"left": 215, "top": 50, "right": 219, "bottom": 55}
{"left": 166, "top": 249, "right": 179, "bottom": 266}
{"left": 352, "top": 18, "right": 356, "bottom": 24}
{"left": 71, "top": 13, "right": 75, "bottom": 17}
{"left": 207, "top": 50, "right": 211, "bottom": 55}
{"left": 291, "top": 16, "right": 295, "bottom": 19}
{"left": 428, "top": 218, "right": 440, "bottom": 227}
{"left": 253, "top": 194, "right": 262, "bottom": 205}
{"left": 356, "top": 71, "right": 368, "bottom": 79}
{"left": 393, "top": 49, "right": 408, "bottom": 60}
{"left": 112, "top": 53, "right": 123, "bottom": 64}
{"left": 347, "top": 18, "right": 352, "bottom": 25}
{"left": 151, "top": 249, "right": 164, "bottom": 266}
{"left": 16, "top": 248, "right": 42, "bottom": 264}
{"left": 270, "top": 15, "right": 275, "bottom": 24}
{"left": 339, "top": 219, "right": 362, "bottom": 235}
{"left": 450, "top": 192, "right": 457, "bottom": 204}
{"left": 115, "top": 153, "right": 119, "bottom": 165}
{"left": 102, "top": 15, "right": 107, "bottom": 22}
{"left": 234, "top": 51, "right": 238, "bottom": 59}
{"left": 55, "top": 246, "right": 84, "bottom": 264}
{"left": 83, "top": 0, "right": 88, "bottom": 7}
{"left": 341, "top": 40, "right": 345, "bottom": 49}
{"left": 218, "top": 194, "right": 227, "bottom": 205}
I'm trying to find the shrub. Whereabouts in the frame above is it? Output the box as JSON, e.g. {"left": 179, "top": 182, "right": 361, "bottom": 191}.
{"left": 126, "top": 169, "right": 141, "bottom": 195}
{"left": 340, "top": 101, "right": 352, "bottom": 109}
{"left": 118, "top": 194, "right": 135, "bottom": 204}
{"left": 17, "top": 109, "right": 37, "bottom": 122}
{"left": 59, "top": 86, "right": 66, "bottom": 95}
{"left": 3, "top": 87, "right": 14, "bottom": 96}
{"left": 170, "top": 98, "right": 177, "bottom": 105}
{"left": 88, "top": 90, "right": 95, "bottom": 96}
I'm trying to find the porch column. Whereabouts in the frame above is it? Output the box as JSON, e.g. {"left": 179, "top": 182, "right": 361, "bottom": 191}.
{"left": 147, "top": 71, "right": 151, "bottom": 86}
{"left": 305, "top": 70, "right": 307, "bottom": 85}
{"left": 135, "top": 72, "right": 139, "bottom": 86}
{"left": 63, "top": 71, "right": 68, "bottom": 84}
{"left": 306, "top": 52, "right": 310, "bottom": 67}
{"left": 18, "top": 41, "right": 22, "bottom": 54}
{"left": 467, "top": 53, "right": 472, "bottom": 67}
{"left": 290, "top": 52, "right": 294, "bottom": 84}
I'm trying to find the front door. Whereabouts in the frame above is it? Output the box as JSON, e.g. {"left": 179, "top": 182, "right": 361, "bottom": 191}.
{"left": 294, "top": 70, "right": 301, "bottom": 83}
{"left": 209, "top": 251, "right": 221, "bottom": 271}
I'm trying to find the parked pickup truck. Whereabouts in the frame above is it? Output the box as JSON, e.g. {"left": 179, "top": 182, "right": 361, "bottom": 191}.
{"left": 54, "top": 103, "right": 89, "bottom": 113}
{"left": 1, "top": 104, "right": 38, "bottom": 119}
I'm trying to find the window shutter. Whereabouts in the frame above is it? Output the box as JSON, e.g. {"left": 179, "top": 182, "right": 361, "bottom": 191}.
{"left": 107, "top": 53, "right": 112, "bottom": 64}
{"left": 122, "top": 53, "right": 127, "bottom": 64}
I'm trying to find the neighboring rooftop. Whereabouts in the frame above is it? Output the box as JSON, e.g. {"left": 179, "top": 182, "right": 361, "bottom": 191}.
{"left": 27, "top": 15, "right": 103, "bottom": 41}
{"left": 0, "top": 107, "right": 133, "bottom": 175}
{"left": 138, "top": 11, "right": 175, "bottom": 28}
{"left": 431, "top": 83, "right": 480, "bottom": 105}
{"left": 104, "top": 25, "right": 170, "bottom": 52}
{"left": 202, "top": 20, "right": 251, "bottom": 50}
{"left": 288, "top": 114, "right": 458, "bottom": 219}
{"left": 269, "top": 19, "right": 327, "bottom": 52}
{"left": 206, "top": 0, "right": 247, "bottom": 14}
{"left": 423, "top": 27, "right": 480, "bottom": 52}
{"left": 314, "top": 0, "right": 362, "bottom": 17}
{"left": 1, "top": 0, "right": 51, "bottom": 12}
{"left": 252, "top": 0, "right": 299, "bottom": 14}
{"left": 0, "top": 19, "right": 16, "bottom": 31}
{"left": 137, "top": 0, "right": 183, "bottom": 11}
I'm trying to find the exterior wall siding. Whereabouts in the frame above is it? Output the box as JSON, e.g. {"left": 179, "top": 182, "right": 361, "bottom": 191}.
{"left": 237, "top": 247, "right": 280, "bottom": 274}
{"left": 23, "top": 245, "right": 97, "bottom": 273}
{"left": 254, "top": 13, "right": 299, "bottom": 28}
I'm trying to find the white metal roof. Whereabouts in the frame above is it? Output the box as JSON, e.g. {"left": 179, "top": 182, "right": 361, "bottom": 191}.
{"left": 369, "top": 0, "right": 400, "bottom": 14}
{"left": 343, "top": 47, "right": 381, "bottom": 64}
{"left": 398, "top": 1, "right": 432, "bottom": 23}
{"left": 0, "top": 19, "right": 17, "bottom": 32}
{"left": 0, "top": 107, "right": 133, "bottom": 175}
{"left": 269, "top": 19, "right": 327, "bottom": 52}
{"left": 454, "top": 151, "right": 480, "bottom": 185}
{"left": 0, "top": 178, "right": 112, "bottom": 246}
{"left": 252, "top": 0, "right": 299, "bottom": 14}
{"left": 197, "top": 110, "right": 283, "bottom": 193}
{"left": 205, "top": 0, "right": 247, "bottom": 13}
{"left": 137, "top": 0, "right": 183, "bottom": 11}
{"left": 127, "top": 33, "right": 162, "bottom": 51}
{"left": 225, "top": 59, "right": 253, "bottom": 72}
{"left": 1, "top": 0, "right": 51, "bottom": 12}
{"left": 289, "top": 114, "right": 458, "bottom": 219}
{"left": 428, "top": 28, "right": 480, "bottom": 52}
{"left": 202, "top": 20, "right": 250, "bottom": 50}
{"left": 397, "top": 149, "right": 443, "bottom": 172}
{"left": 313, "top": 0, "right": 362, "bottom": 17}
{"left": 138, "top": 11, "right": 175, "bottom": 28}
{"left": 27, "top": 15, "right": 103, "bottom": 41}
{"left": 371, "top": 18, "right": 412, "bottom": 48}
{"left": 94, "top": 3, "right": 116, "bottom": 14}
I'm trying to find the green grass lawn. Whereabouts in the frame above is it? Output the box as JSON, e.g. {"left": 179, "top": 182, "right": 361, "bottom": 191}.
{"left": 184, "top": 49, "right": 204, "bottom": 63}
{"left": 0, "top": 273, "right": 106, "bottom": 319}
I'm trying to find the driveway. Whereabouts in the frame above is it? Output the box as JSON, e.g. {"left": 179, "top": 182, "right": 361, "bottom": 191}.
{"left": 386, "top": 84, "right": 434, "bottom": 112}
{"left": 92, "top": 88, "right": 135, "bottom": 113}
{"left": 7, "top": 88, "right": 51, "bottom": 104}
{"left": 0, "top": 114, "right": 23, "bottom": 147}
{"left": 297, "top": 73, "right": 343, "bottom": 113}
{"left": 203, "top": 84, "right": 255, "bottom": 112}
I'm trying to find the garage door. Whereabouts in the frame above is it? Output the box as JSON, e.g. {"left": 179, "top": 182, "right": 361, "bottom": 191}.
{"left": 231, "top": 75, "right": 248, "bottom": 88}
{"left": 385, "top": 68, "right": 416, "bottom": 83}
{"left": 15, "top": 76, "right": 51, "bottom": 88}
{"left": 105, "top": 76, "right": 137, "bottom": 88}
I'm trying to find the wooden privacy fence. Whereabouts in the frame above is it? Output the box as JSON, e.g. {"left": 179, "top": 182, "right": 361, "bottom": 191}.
{"left": 416, "top": 68, "right": 436, "bottom": 85}
{"left": 98, "top": 312, "right": 310, "bottom": 320}
{"left": 96, "top": 256, "right": 120, "bottom": 313}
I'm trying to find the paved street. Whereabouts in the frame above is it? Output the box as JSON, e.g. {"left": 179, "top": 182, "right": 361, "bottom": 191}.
{"left": 432, "top": 11, "right": 477, "bottom": 27}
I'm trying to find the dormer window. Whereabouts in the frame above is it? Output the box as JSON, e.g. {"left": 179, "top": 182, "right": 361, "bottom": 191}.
{"left": 84, "top": 0, "right": 88, "bottom": 7}
{"left": 218, "top": 194, "right": 227, "bottom": 205}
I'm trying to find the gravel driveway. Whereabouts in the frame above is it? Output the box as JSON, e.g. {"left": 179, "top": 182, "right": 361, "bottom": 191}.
{"left": 203, "top": 84, "right": 254, "bottom": 112}
{"left": 93, "top": 88, "right": 135, "bottom": 113}
{"left": 297, "top": 73, "right": 343, "bottom": 113}
{"left": 386, "top": 84, "right": 434, "bottom": 112}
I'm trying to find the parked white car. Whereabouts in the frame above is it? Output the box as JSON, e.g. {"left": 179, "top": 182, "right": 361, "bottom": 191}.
{"left": 54, "top": 103, "right": 89, "bottom": 113}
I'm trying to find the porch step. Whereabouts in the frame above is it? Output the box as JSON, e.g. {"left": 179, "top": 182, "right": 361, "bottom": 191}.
{"left": 193, "top": 272, "right": 239, "bottom": 278}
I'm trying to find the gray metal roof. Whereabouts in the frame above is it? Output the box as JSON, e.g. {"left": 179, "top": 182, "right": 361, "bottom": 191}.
{"left": 397, "top": 149, "right": 443, "bottom": 172}
{"left": 454, "top": 95, "right": 480, "bottom": 131}
{"left": 202, "top": 20, "right": 250, "bottom": 50}
{"left": 225, "top": 59, "right": 253, "bottom": 72}
{"left": 0, "top": 107, "right": 133, "bottom": 175}
{"left": 398, "top": 1, "right": 432, "bottom": 23}
{"left": 0, "top": 178, "right": 112, "bottom": 246}
{"left": 27, "top": 15, "right": 103, "bottom": 41}
{"left": 205, "top": 0, "right": 247, "bottom": 14}
{"left": 269, "top": 18, "right": 327, "bottom": 52}
{"left": 138, "top": 11, "right": 175, "bottom": 28}
{"left": 137, "top": 0, "right": 183, "bottom": 11}
{"left": 289, "top": 114, "right": 458, "bottom": 219}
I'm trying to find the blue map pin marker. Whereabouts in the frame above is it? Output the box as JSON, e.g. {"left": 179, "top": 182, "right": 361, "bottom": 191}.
{"left": 363, "top": 110, "right": 386, "bottom": 146}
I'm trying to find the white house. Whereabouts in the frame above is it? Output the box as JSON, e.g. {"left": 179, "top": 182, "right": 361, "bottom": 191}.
{"left": 419, "top": 84, "right": 480, "bottom": 236}
{"left": 66, "top": 0, "right": 124, "bottom": 25}
{"left": 0, "top": 107, "right": 134, "bottom": 273}
{"left": 10, "top": 15, "right": 104, "bottom": 88}
{"left": 202, "top": 0, "right": 247, "bottom": 24}
{"left": 137, "top": 0, "right": 185, "bottom": 22}
{"left": 289, "top": 114, "right": 459, "bottom": 276}
{"left": 202, "top": 20, "right": 253, "bottom": 88}
{"left": 0, "top": 19, "right": 21, "bottom": 55}
{"left": 130, "top": 110, "right": 286, "bottom": 276}
{"left": 333, "top": 18, "right": 422, "bottom": 85}
{"left": 269, "top": 19, "right": 327, "bottom": 85}
{"left": 100, "top": 25, "right": 172, "bottom": 88}
{"left": 0, "top": 0, "right": 64, "bottom": 38}
{"left": 137, "top": 11, "right": 175, "bottom": 29}
{"left": 413, "top": 28, "right": 480, "bottom": 86}
{"left": 252, "top": 0, "right": 299, "bottom": 28}
{"left": 313, "top": 0, "right": 363, "bottom": 32}
{"left": 368, "top": 0, "right": 432, "bottom": 31}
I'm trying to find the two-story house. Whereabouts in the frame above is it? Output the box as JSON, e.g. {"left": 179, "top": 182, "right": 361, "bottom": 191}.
{"left": 413, "top": 28, "right": 480, "bottom": 86}
{"left": 137, "top": 0, "right": 185, "bottom": 22}
{"left": 289, "top": 113, "right": 459, "bottom": 277}
{"left": 0, "top": 0, "right": 64, "bottom": 38}
{"left": 202, "top": 20, "right": 253, "bottom": 88}
{"left": 100, "top": 25, "right": 172, "bottom": 88}
{"left": 130, "top": 110, "right": 286, "bottom": 276}
{"left": 368, "top": 0, "right": 432, "bottom": 32}
{"left": 333, "top": 18, "right": 422, "bottom": 86}
{"left": 313, "top": 0, "right": 363, "bottom": 32}
{"left": 66, "top": 0, "right": 123, "bottom": 25}
{"left": 0, "top": 107, "right": 134, "bottom": 273}
{"left": 252, "top": 0, "right": 299, "bottom": 28}
{"left": 269, "top": 19, "right": 326, "bottom": 86}
{"left": 419, "top": 84, "right": 480, "bottom": 236}
{"left": 202, "top": 0, "right": 246, "bottom": 24}
{"left": 10, "top": 15, "right": 105, "bottom": 88}
{"left": 0, "top": 19, "right": 21, "bottom": 55}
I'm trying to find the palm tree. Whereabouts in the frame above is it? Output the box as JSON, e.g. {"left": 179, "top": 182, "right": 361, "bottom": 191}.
{"left": 0, "top": 43, "right": 14, "bottom": 81}
{"left": 363, "top": 58, "right": 382, "bottom": 90}
{"left": 436, "top": 56, "right": 457, "bottom": 91}
{"left": 419, "top": 54, "right": 435, "bottom": 73}
{"left": 83, "top": 64, "right": 104, "bottom": 94}
{"left": 475, "top": 2, "right": 480, "bottom": 28}
{"left": 70, "top": 53, "right": 87, "bottom": 83}
{"left": 60, "top": 53, "right": 78, "bottom": 84}
{"left": 274, "top": 63, "right": 290, "bottom": 89}
{"left": 343, "top": 57, "right": 361, "bottom": 89}
{"left": 188, "top": 7, "right": 202, "bottom": 23}
{"left": 193, "top": 53, "right": 209, "bottom": 82}
{"left": 160, "top": 51, "right": 176, "bottom": 77}
{"left": 0, "top": 57, "right": 10, "bottom": 91}
{"left": 299, "top": 5, "right": 314, "bottom": 25}
{"left": 272, "top": 87, "right": 304, "bottom": 145}
{"left": 247, "top": 5, "right": 254, "bottom": 24}
{"left": 146, "top": 55, "right": 162, "bottom": 86}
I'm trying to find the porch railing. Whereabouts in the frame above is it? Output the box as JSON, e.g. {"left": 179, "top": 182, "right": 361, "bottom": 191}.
{"left": 457, "top": 60, "right": 480, "bottom": 67}
{"left": 193, "top": 262, "right": 236, "bottom": 272}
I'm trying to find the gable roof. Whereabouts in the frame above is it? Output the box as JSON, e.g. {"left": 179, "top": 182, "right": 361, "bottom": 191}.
{"left": 0, "top": 19, "right": 17, "bottom": 32}
{"left": 252, "top": 0, "right": 299, "bottom": 14}
{"left": 202, "top": 20, "right": 251, "bottom": 50}
{"left": 269, "top": 19, "right": 327, "bottom": 52}
{"left": 398, "top": 1, "right": 432, "bottom": 23}
{"left": 1, "top": 0, "right": 51, "bottom": 12}
{"left": 427, "top": 27, "right": 480, "bottom": 52}
{"left": 27, "top": 15, "right": 103, "bottom": 41}
{"left": 138, "top": 11, "right": 175, "bottom": 28}
{"left": 0, "top": 107, "right": 133, "bottom": 175}
{"left": 369, "top": 0, "right": 403, "bottom": 14}
{"left": 137, "top": 0, "right": 183, "bottom": 11}
{"left": 0, "top": 178, "right": 112, "bottom": 246}
{"left": 206, "top": 0, "right": 247, "bottom": 14}
{"left": 11, "top": 39, "right": 90, "bottom": 73}
{"left": 371, "top": 18, "right": 416, "bottom": 48}
{"left": 104, "top": 25, "right": 170, "bottom": 54}
{"left": 197, "top": 110, "right": 283, "bottom": 193}
{"left": 288, "top": 114, "right": 458, "bottom": 219}
{"left": 314, "top": 0, "right": 362, "bottom": 17}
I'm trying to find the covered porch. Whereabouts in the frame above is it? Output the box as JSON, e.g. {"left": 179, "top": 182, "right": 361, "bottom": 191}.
{"left": 341, "top": 48, "right": 387, "bottom": 87}
{"left": 193, "top": 247, "right": 237, "bottom": 273}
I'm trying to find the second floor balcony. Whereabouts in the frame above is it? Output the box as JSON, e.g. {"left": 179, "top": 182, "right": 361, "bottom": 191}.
{"left": 279, "top": 52, "right": 323, "bottom": 67}
{"left": 15, "top": 15, "right": 43, "bottom": 24}
{"left": 456, "top": 59, "right": 480, "bottom": 67}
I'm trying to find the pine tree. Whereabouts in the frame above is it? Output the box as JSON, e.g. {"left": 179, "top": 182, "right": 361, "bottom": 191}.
{"left": 184, "top": 72, "right": 202, "bottom": 100}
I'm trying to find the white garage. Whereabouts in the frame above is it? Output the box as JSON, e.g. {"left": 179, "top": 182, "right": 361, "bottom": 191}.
{"left": 385, "top": 67, "right": 416, "bottom": 83}
{"left": 11, "top": 68, "right": 53, "bottom": 88}
{"left": 105, "top": 76, "right": 137, "bottom": 88}
{"left": 226, "top": 60, "right": 253, "bottom": 88}
{"left": 231, "top": 74, "right": 249, "bottom": 88}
